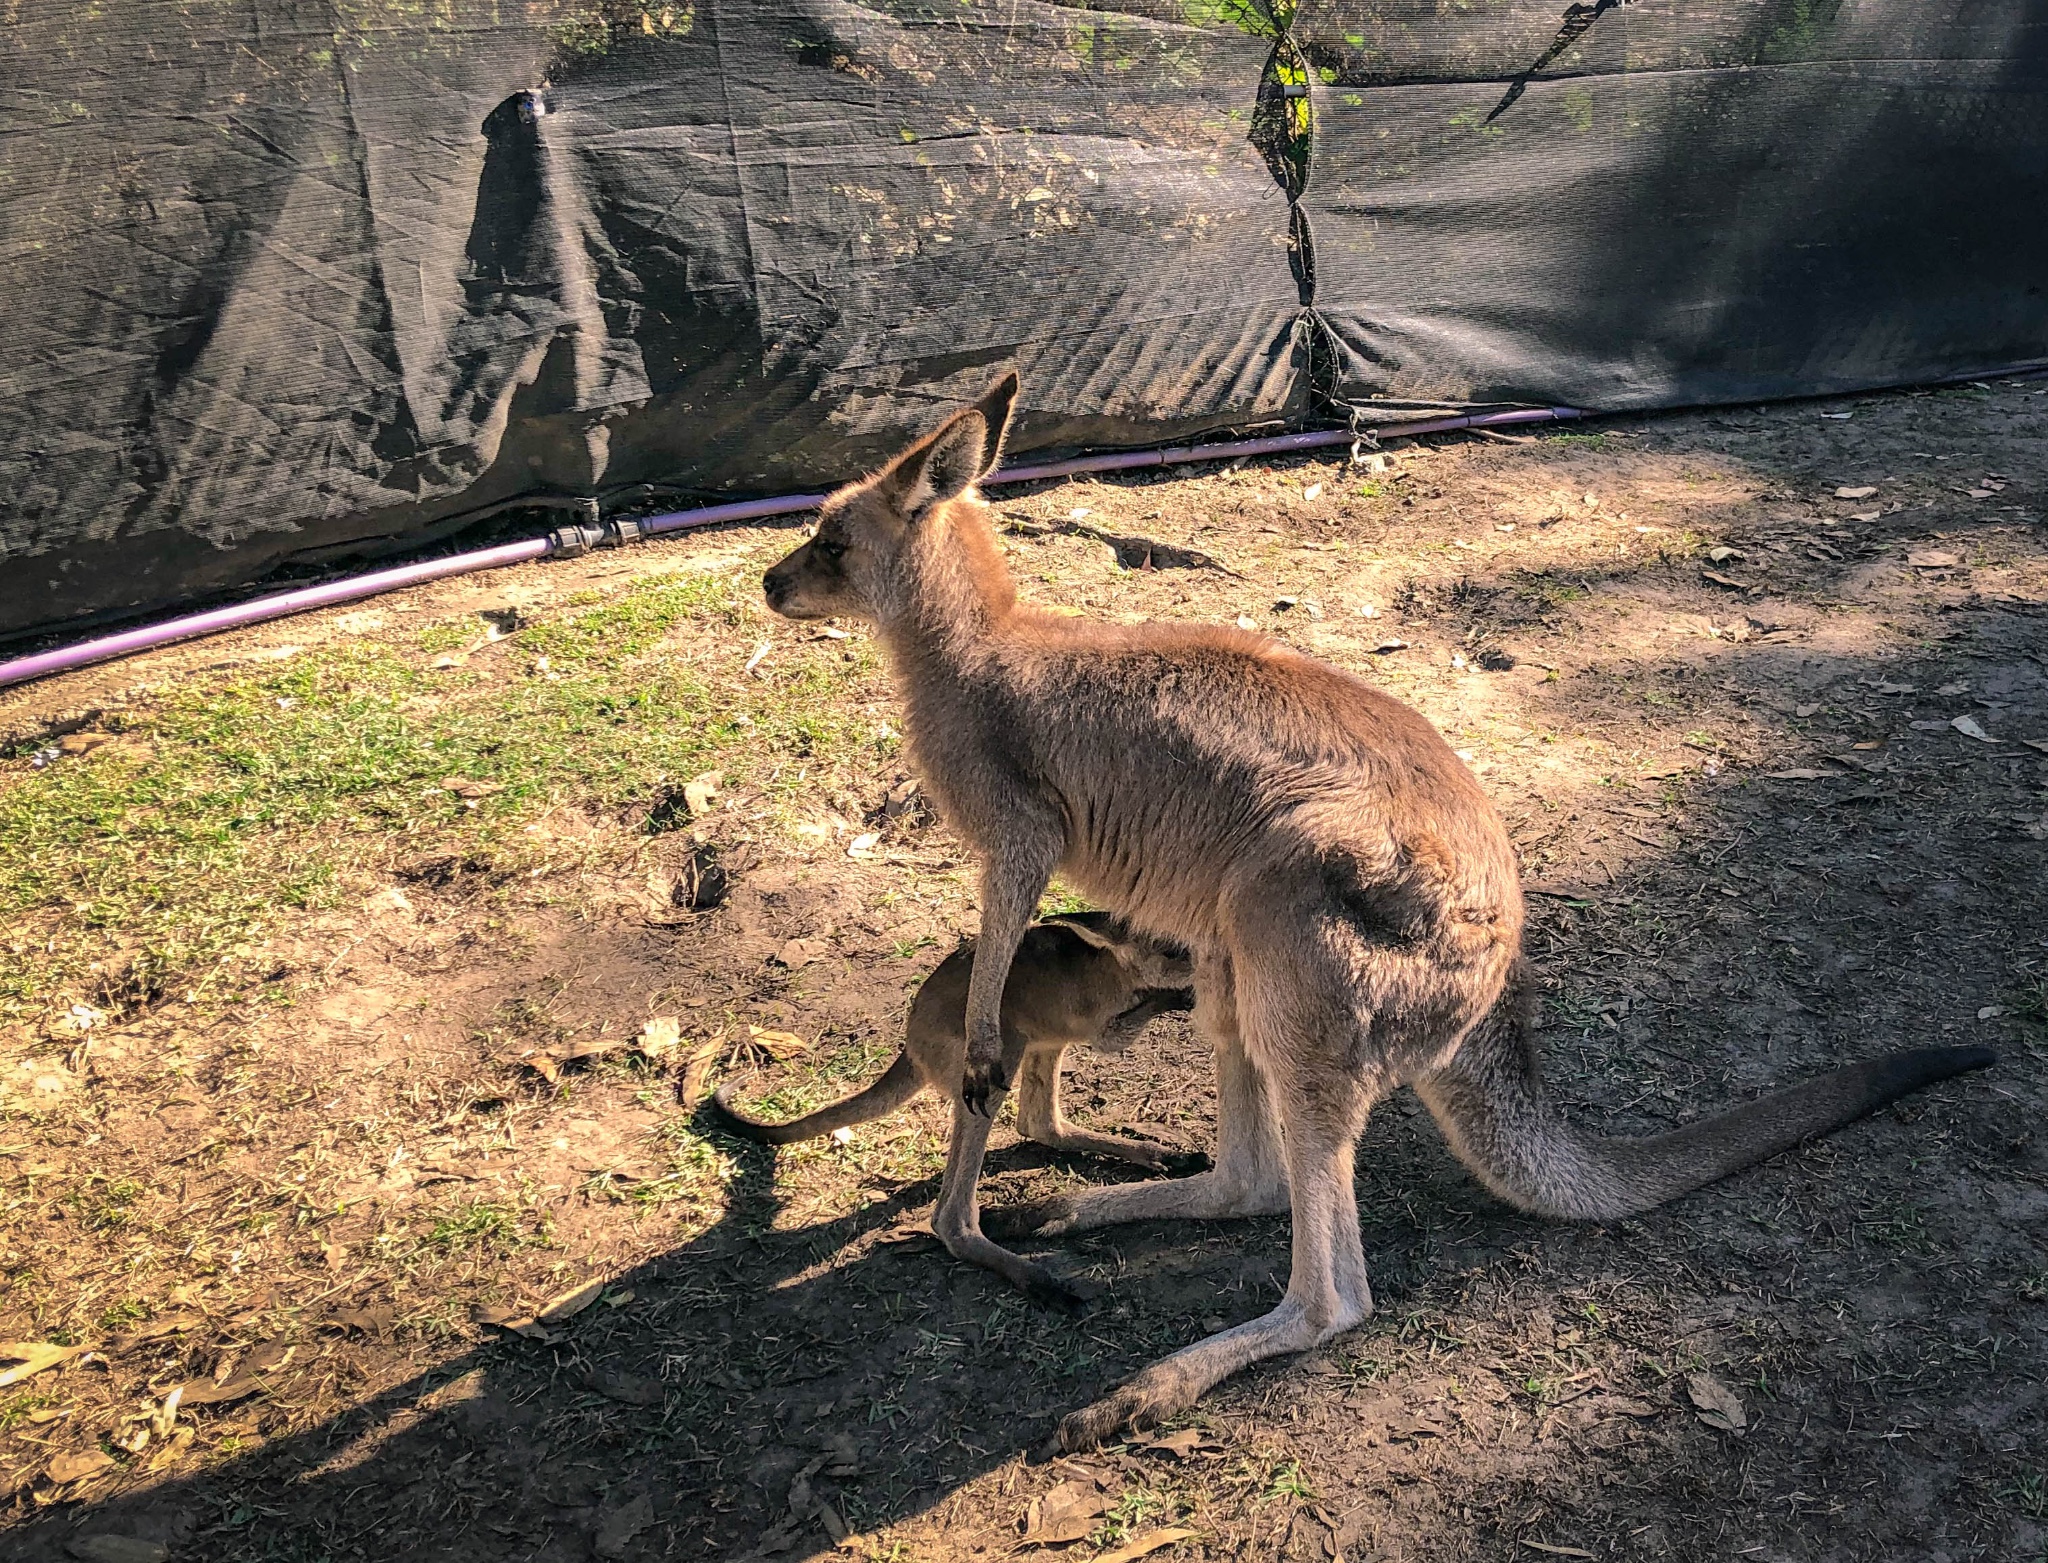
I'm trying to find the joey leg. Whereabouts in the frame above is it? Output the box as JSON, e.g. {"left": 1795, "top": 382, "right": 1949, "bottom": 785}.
{"left": 989, "top": 975, "right": 1284, "bottom": 1237}
{"left": 930, "top": 1098, "right": 1095, "bottom": 1313}
{"left": 1013, "top": 1044, "right": 1185, "bottom": 1174}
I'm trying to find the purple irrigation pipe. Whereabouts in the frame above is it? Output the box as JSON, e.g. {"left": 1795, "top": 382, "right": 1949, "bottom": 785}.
{"left": 0, "top": 405, "right": 1581, "bottom": 692}
{"left": 0, "top": 538, "right": 551, "bottom": 692}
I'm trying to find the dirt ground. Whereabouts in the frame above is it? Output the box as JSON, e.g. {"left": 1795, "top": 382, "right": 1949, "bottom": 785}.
{"left": 3, "top": 378, "right": 2045, "bottom": 1563}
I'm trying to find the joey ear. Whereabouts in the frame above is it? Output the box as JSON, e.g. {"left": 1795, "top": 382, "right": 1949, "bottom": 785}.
{"left": 1042, "top": 909, "right": 1121, "bottom": 952}
{"left": 881, "top": 370, "right": 1020, "bottom": 515}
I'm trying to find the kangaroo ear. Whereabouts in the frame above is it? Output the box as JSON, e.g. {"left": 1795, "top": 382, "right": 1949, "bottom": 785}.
{"left": 881, "top": 371, "right": 1020, "bottom": 516}
{"left": 967, "top": 369, "right": 1019, "bottom": 473}
{"left": 1041, "top": 909, "right": 1120, "bottom": 952}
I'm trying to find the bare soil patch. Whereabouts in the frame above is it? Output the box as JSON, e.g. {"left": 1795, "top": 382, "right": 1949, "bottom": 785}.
{"left": 4, "top": 379, "right": 2045, "bottom": 1562}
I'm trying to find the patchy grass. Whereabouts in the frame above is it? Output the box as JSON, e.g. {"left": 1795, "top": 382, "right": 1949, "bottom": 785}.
{"left": 0, "top": 558, "right": 888, "bottom": 1027}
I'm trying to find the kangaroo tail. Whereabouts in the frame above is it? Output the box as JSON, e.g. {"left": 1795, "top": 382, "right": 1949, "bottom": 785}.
{"left": 705, "top": 1050, "right": 923, "bottom": 1145}
{"left": 1417, "top": 979, "right": 1995, "bottom": 1221}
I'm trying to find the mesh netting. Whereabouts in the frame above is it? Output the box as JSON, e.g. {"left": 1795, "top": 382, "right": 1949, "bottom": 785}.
{"left": 3, "top": 0, "right": 2043, "bottom": 638}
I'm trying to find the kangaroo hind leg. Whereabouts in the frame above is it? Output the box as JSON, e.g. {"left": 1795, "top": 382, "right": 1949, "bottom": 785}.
{"left": 1057, "top": 942, "right": 1385, "bottom": 1450}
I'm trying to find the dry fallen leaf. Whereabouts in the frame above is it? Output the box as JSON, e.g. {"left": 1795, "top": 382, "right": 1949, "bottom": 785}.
{"left": 1, "top": 1340, "right": 81, "bottom": 1387}
{"left": 1022, "top": 1480, "right": 1112, "bottom": 1544}
{"left": 538, "top": 1278, "right": 606, "bottom": 1324}
{"left": 471, "top": 1304, "right": 555, "bottom": 1342}
{"left": 744, "top": 1026, "right": 810, "bottom": 1062}
{"left": 1767, "top": 769, "right": 1833, "bottom": 780}
{"left": 1794, "top": 702, "right": 1822, "bottom": 718}
{"left": 1235, "top": 614, "right": 1258, "bottom": 631}
{"left": 2023, "top": 739, "right": 2048, "bottom": 755}
{"left": 683, "top": 771, "right": 722, "bottom": 819}
{"left": 847, "top": 832, "right": 881, "bottom": 859}
{"left": 774, "top": 936, "right": 832, "bottom": 968}
{"left": 1951, "top": 715, "right": 1993, "bottom": 742}
{"left": 743, "top": 641, "right": 772, "bottom": 676}
{"left": 46, "top": 1449, "right": 116, "bottom": 1485}
{"left": 63, "top": 1535, "right": 169, "bottom": 1563}
{"left": 1707, "top": 545, "right": 1745, "bottom": 562}
{"left": 1302, "top": 483, "right": 1323, "bottom": 501}
{"left": 677, "top": 1040, "right": 721, "bottom": 1105}
{"left": 1686, "top": 1372, "right": 1748, "bottom": 1433}
{"left": 1095, "top": 1528, "right": 1199, "bottom": 1563}
{"left": 581, "top": 1367, "right": 665, "bottom": 1407}
{"left": 635, "top": 1016, "right": 682, "bottom": 1058}
{"left": 1833, "top": 485, "right": 1877, "bottom": 500}
{"left": 594, "top": 1493, "right": 656, "bottom": 1560}
{"left": 439, "top": 776, "right": 503, "bottom": 800}
{"left": 1700, "top": 568, "right": 1753, "bottom": 590}
{"left": 816, "top": 1501, "right": 849, "bottom": 1543}
{"left": 1906, "top": 549, "right": 1960, "bottom": 568}
{"left": 1141, "top": 1427, "right": 1221, "bottom": 1459}
{"left": 1519, "top": 1545, "right": 1595, "bottom": 1560}
{"left": 1369, "top": 637, "right": 1410, "bottom": 654}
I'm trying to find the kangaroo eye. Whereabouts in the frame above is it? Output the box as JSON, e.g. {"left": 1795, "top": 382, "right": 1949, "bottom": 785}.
{"left": 813, "top": 536, "right": 846, "bottom": 561}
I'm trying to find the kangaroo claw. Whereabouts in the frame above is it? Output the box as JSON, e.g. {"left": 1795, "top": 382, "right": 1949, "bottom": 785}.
{"left": 960, "top": 1059, "right": 1009, "bottom": 1118}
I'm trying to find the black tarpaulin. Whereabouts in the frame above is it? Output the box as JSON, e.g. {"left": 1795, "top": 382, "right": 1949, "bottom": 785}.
{"left": 1293, "top": 0, "right": 2048, "bottom": 410}
{"left": 3, "top": 0, "right": 2044, "bottom": 643}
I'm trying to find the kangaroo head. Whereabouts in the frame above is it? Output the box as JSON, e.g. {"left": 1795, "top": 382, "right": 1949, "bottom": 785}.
{"left": 762, "top": 372, "right": 1019, "bottom": 624}
{"left": 1045, "top": 910, "right": 1197, "bottom": 994}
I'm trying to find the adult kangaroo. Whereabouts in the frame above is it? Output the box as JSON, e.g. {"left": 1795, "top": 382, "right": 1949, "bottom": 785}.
{"left": 760, "top": 371, "right": 1995, "bottom": 1452}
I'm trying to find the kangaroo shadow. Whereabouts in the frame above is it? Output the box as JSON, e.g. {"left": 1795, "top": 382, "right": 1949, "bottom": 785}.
{"left": 11, "top": 1084, "right": 1288, "bottom": 1562}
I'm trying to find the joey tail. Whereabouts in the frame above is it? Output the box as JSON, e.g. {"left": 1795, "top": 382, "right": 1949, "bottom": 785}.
{"left": 706, "top": 1051, "right": 923, "bottom": 1145}
{"left": 1417, "top": 985, "right": 1996, "bottom": 1221}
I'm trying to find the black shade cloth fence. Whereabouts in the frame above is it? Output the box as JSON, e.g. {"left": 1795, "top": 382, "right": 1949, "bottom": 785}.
{"left": 4, "top": 0, "right": 2044, "bottom": 641}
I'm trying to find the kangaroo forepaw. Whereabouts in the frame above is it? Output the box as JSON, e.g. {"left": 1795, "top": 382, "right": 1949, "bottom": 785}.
{"left": 960, "top": 1059, "right": 1009, "bottom": 1119}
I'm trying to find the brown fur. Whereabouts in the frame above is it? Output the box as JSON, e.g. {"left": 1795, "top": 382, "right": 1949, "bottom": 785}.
{"left": 762, "top": 373, "right": 1995, "bottom": 1451}
{"left": 706, "top": 912, "right": 1193, "bottom": 1309}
